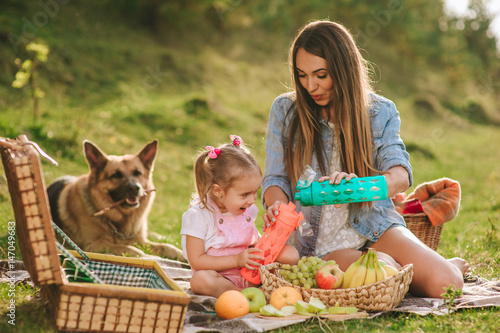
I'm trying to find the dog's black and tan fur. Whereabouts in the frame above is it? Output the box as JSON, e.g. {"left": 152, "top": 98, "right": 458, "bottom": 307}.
{"left": 47, "top": 140, "right": 184, "bottom": 260}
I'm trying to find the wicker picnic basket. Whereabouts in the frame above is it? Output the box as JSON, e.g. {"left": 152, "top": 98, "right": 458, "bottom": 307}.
{"left": 0, "top": 135, "right": 191, "bottom": 333}
{"left": 260, "top": 261, "right": 413, "bottom": 312}
{"left": 404, "top": 213, "right": 443, "bottom": 251}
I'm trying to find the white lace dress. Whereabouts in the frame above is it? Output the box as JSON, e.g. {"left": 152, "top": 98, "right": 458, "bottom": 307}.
{"left": 314, "top": 123, "right": 368, "bottom": 258}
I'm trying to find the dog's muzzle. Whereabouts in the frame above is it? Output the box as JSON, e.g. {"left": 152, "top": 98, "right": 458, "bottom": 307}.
{"left": 109, "top": 182, "right": 143, "bottom": 208}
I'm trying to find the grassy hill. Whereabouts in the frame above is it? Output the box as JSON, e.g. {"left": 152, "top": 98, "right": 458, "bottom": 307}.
{"left": 0, "top": 1, "right": 499, "bottom": 332}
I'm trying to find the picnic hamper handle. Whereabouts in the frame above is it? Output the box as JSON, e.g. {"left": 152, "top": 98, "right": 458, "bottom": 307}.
{"left": 0, "top": 135, "right": 59, "bottom": 166}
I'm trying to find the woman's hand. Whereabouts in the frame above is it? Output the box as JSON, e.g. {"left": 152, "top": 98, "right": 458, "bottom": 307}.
{"left": 262, "top": 201, "right": 283, "bottom": 231}
{"left": 237, "top": 248, "right": 264, "bottom": 270}
{"left": 318, "top": 171, "right": 358, "bottom": 208}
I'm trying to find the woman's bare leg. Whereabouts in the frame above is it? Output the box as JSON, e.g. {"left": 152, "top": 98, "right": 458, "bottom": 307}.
{"left": 371, "top": 226, "right": 467, "bottom": 298}
{"left": 276, "top": 244, "right": 300, "bottom": 265}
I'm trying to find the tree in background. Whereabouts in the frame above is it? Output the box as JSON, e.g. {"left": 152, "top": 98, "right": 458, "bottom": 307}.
{"left": 12, "top": 41, "right": 49, "bottom": 125}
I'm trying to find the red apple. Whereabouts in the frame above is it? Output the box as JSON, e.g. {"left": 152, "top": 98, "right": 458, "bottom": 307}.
{"left": 315, "top": 264, "right": 344, "bottom": 289}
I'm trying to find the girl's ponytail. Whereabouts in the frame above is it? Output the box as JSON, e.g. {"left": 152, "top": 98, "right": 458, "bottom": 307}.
{"left": 193, "top": 150, "right": 213, "bottom": 209}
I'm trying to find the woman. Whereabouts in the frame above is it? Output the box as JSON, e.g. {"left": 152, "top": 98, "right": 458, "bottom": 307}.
{"left": 262, "top": 20, "right": 469, "bottom": 298}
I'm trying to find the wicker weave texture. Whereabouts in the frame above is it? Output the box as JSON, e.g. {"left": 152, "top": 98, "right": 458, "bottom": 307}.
{"left": 404, "top": 213, "right": 443, "bottom": 251}
{"left": 55, "top": 291, "right": 186, "bottom": 333}
{"left": 260, "top": 262, "right": 413, "bottom": 312}
{"left": 1, "top": 144, "right": 63, "bottom": 285}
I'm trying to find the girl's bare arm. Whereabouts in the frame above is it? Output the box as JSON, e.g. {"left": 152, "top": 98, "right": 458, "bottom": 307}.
{"left": 185, "top": 236, "right": 263, "bottom": 271}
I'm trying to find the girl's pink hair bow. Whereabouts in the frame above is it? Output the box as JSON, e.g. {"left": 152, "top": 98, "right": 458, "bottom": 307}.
{"left": 205, "top": 146, "right": 221, "bottom": 159}
{"left": 230, "top": 135, "right": 242, "bottom": 146}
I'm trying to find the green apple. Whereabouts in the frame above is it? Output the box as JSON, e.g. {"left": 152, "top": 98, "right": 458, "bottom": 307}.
{"left": 241, "top": 287, "right": 267, "bottom": 313}
{"left": 259, "top": 304, "right": 278, "bottom": 316}
{"left": 281, "top": 305, "right": 297, "bottom": 316}
{"left": 295, "top": 300, "right": 313, "bottom": 316}
{"left": 274, "top": 309, "right": 286, "bottom": 317}
{"left": 307, "top": 297, "right": 327, "bottom": 313}
{"left": 328, "top": 302, "right": 358, "bottom": 314}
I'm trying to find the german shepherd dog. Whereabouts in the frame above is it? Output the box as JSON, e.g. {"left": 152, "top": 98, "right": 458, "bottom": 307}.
{"left": 47, "top": 140, "right": 185, "bottom": 261}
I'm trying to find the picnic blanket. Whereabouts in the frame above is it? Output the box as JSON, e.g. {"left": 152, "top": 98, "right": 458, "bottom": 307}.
{"left": 149, "top": 257, "right": 499, "bottom": 332}
{"left": 2, "top": 257, "right": 499, "bottom": 333}
{"left": 406, "top": 178, "right": 461, "bottom": 226}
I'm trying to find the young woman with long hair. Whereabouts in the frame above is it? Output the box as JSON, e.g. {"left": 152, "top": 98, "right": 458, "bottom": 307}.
{"left": 262, "top": 20, "right": 469, "bottom": 298}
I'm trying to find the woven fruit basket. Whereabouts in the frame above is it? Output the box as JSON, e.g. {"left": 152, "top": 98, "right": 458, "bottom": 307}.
{"left": 0, "top": 136, "right": 190, "bottom": 333}
{"left": 404, "top": 213, "right": 443, "bottom": 251}
{"left": 260, "top": 262, "right": 413, "bottom": 312}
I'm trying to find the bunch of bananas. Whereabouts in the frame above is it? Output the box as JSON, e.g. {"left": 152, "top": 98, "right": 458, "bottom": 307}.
{"left": 341, "top": 248, "right": 399, "bottom": 289}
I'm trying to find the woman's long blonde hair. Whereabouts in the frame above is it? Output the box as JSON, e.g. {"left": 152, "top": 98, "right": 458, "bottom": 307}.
{"left": 285, "top": 20, "right": 375, "bottom": 185}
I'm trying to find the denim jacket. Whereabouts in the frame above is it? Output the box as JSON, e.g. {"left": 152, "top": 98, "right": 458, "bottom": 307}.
{"left": 262, "top": 92, "right": 413, "bottom": 257}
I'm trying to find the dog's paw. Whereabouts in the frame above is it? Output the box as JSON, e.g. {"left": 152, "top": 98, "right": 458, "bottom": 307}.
{"left": 148, "top": 242, "right": 186, "bottom": 262}
{"left": 148, "top": 231, "right": 166, "bottom": 242}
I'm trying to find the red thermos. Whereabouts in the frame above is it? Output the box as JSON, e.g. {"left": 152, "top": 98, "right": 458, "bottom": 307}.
{"left": 241, "top": 202, "right": 304, "bottom": 284}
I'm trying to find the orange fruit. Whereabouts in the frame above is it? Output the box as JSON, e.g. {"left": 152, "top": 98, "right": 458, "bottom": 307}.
{"left": 215, "top": 290, "right": 250, "bottom": 319}
{"left": 269, "top": 286, "right": 303, "bottom": 310}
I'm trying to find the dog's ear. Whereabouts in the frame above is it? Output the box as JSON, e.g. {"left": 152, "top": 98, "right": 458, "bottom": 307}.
{"left": 83, "top": 140, "right": 108, "bottom": 173}
{"left": 137, "top": 139, "right": 158, "bottom": 171}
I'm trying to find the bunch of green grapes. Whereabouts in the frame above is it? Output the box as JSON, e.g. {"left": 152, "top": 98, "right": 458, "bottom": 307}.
{"left": 278, "top": 256, "right": 338, "bottom": 290}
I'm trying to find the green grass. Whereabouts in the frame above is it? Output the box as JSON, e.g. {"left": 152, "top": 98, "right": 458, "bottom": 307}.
{"left": 0, "top": 2, "right": 499, "bottom": 332}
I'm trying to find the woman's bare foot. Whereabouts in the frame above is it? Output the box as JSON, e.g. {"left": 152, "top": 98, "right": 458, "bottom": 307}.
{"left": 447, "top": 257, "right": 471, "bottom": 276}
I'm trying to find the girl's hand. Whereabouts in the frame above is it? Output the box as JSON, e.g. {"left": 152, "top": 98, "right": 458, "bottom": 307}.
{"left": 318, "top": 171, "right": 358, "bottom": 208}
{"left": 262, "top": 201, "right": 283, "bottom": 231}
{"left": 237, "top": 248, "right": 264, "bottom": 270}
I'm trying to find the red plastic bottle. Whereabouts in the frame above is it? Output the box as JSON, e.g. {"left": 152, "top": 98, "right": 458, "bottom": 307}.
{"left": 241, "top": 202, "right": 304, "bottom": 284}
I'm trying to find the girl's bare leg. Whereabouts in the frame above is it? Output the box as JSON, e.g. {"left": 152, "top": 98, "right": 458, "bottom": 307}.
{"left": 190, "top": 270, "right": 240, "bottom": 298}
{"left": 371, "top": 226, "right": 466, "bottom": 298}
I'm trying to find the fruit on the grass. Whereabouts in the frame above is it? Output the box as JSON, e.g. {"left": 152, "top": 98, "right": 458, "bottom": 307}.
{"left": 241, "top": 287, "right": 266, "bottom": 313}
{"left": 295, "top": 298, "right": 327, "bottom": 315}
{"left": 295, "top": 300, "right": 313, "bottom": 316}
{"left": 215, "top": 290, "right": 250, "bottom": 319}
{"left": 315, "top": 264, "right": 344, "bottom": 289}
{"left": 307, "top": 297, "right": 327, "bottom": 314}
{"left": 259, "top": 304, "right": 285, "bottom": 317}
{"left": 328, "top": 302, "right": 358, "bottom": 314}
{"left": 281, "top": 305, "right": 298, "bottom": 316}
{"left": 269, "top": 286, "right": 303, "bottom": 310}
{"left": 382, "top": 264, "right": 398, "bottom": 277}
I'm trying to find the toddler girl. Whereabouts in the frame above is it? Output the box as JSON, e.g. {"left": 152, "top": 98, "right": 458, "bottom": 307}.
{"left": 181, "top": 135, "right": 299, "bottom": 298}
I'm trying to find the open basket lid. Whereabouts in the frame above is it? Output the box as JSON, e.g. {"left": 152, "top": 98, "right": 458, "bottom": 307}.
{"left": 0, "top": 135, "right": 64, "bottom": 286}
